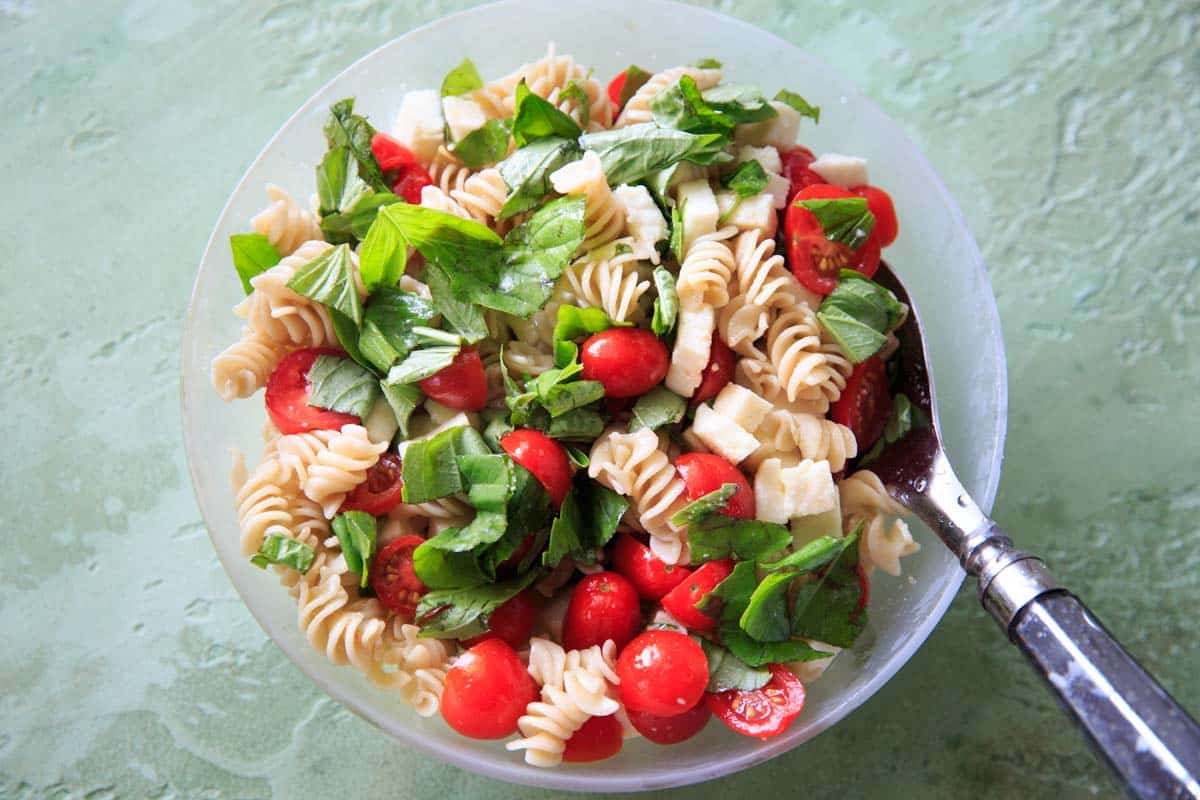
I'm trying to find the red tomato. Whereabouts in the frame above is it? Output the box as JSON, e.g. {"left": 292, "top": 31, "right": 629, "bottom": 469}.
{"left": 461, "top": 590, "right": 539, "bottom": 649}
{"left": 691, "top": 334, "right": 735, "bottom": 405}
{"left": 441, "top": 639, "right": 538, "bottom": 739}
{"left": 612, "top": 533, "right": 692, "bottom": 601}
{"left": 660, "top": 559, "right": 733, "bottom": 633}
{"left": 500, "top": 429, "right": 573, "bottom": 508}
{"left": 265, "top": 347, "right": 361, "bottom": 435}
{"left": 563, "top": 714, "right": 624, "bottom": 763}
{"left": 607, "top": 70, "right": 628, "bottom": 110}
{"left": 675, "top": 453, "right": 755, "bottom": 520}
{"left": 626, "top": 703, "right": 712, "bottom": 744}
{"left": 562, "top": 572, "right": 642, "bottom": 652}
{"left": 392, "top": 166, "right": 432, "bottom": 204}
{"left": 779, "top": 146, "right": 824, "bottom": 204}
{"left": 856, "top": 563, "right": 871, "bottom": 612}
{"left": 418, "top": 346, "right": 487, "bottom": 411}
{"left": 580, "top": 328, "right": 670, "bottom": 398}
{"left": 339, "top": 453, "right": 404, "bottom": 515}
{"left": 785, "top": 185, "right": 881, "bottom": 295}
{"left": 705, "top": 664, "right": 806, "bottom": 740}
{"left": 617, "top": 630, "right": 709, "bottom": 717}
{"left": 370, "top": 132, "right": 420, "bottom": 172}
{"left": 830, "top": 356, "right": 892, "bottom": 452}
{"left": 851, "top": 184, "right": 899, "bottom": 247}
{"left": 371, "top": 535, "right": 427, "bottom": 617}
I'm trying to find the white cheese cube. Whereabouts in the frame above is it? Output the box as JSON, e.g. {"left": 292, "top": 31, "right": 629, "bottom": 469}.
{"left": 734, "top": 101, "right": 802, "bottom": 150}
{"left": 391, "top": 89, "right": 445, "bottom": 164}
{"left": 665, "top": 306, "right": 715, "bottom": 397}
{"left": 441, "top": 95, "right": 489, "bottom": 143}
{"left": 712, "top": 383, "right": 773, "bottom": 432}
{"left": 779, "top": 459, "right": 837, "bottom": 517}
{"left": 786, "top": 640, "right": 842, "bottom": 683}
{"left": 764, "top": 171, "right": 790, "bottom": 209}
{"left": 754, "top": 458, "right": 791, "bottom": 524}
{"left": 809, "top": 153, "right": 869, "bottom": 189}
{"left": 675, "top": 178, "right": 719, "bottom": 254}
{"left": 736, "top": 145, "right": 782, "bottom": 175}
{"left": 613, "top": 184, "right": 667, "bottom": 264}
{"left": 716, "top": 191, "right": 778, "bottom": 237}
{"left": 690, "top": 404, "right": 760, "bottom": 465}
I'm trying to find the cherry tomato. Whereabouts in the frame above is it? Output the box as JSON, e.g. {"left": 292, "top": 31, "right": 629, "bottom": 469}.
{"left": 562, "top": 572, "right": 642, "bottom": 652}
{"left": 675, "top": 453, "right": 755, "bottom": 520}
{"left": 339, "top": 453, "right": 404, "bottom": 515}
{"left": 850, "top": 184, "right": 899, "bottom": 248}
{"left": 691, "top": 334, "right": 735, "bottom": 406}
{"left": 580, "top": 328, "right": 670, "bottom": 398}
{"left": 265, "top": 347, "right": 361, "bottom": 435}
{"left": 856, "top": 563, "right": 871, "bottom": 612}
{"left": 705, "top": 664, "right": 806, "bottom": 740}
{"left": 626, "top": 703, "right": 712, "bottom": 744}
{"left": 830, "top": 356, "right": 892, "bottom": 452}
{"left": 563, "top": 714, "right": 624, "bottom": 763}
{"left": 607, "top": 70, "right": 628, "bottom": 111}
{"left": 392, "top": 166, "right": 433, "bottom": 204}
{"left": 370, "top": 132, "right": 433, "bottom": 204}
{"left": 418, "top": 346, "right": 487, "bottom": 411}
{"left": 785, "top": 185, "right": 881, "bottom": 295}
{"left": 660, "top": 559, "right": 734, "bottom": 633}
{"left": 612, "top": 533, "right": 692, "bottom": 601}
{"left": 617, "top": 630, "right": 709, "bottom": 717}
{"left": 371, "top": 535, "right": 428, "bottom": 617}
{"left": 500, "top": 429, "right": 573, "bottom": 508}
{"left": 441, "top": 639, "right": 538, "bottom": 739}
{"left": 461, "top": 590, "right": 539, "bottom": 650}
{"left": 779, "top": 146, "right": 824, "bottom": 204}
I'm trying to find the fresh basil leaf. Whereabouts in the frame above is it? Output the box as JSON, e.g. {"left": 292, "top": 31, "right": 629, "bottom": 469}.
{"left": 357, "top": 287, "right": 439, "bottom": 372}
{"left": 696, "top": 560, "right": 758, "bottom": 622}
{"left": 377, "top": 202, "right": 503, "bottom": 269}
{"left": 441, "top": 58, "right": 484, "bottom": 97}
{"left": 580, "top": 124, "right": 731, "bottom": 185}
{"left": 485, "top": 195, "right": 585, "bottom": 315}
{"left": 331, "top": 511, "right": 377, "bottom": 588}
{"left": 385, "top": 345, "right": 460, "bottom": 384}
{"left": 455, "top": 453, "right": 511, "bottom": 513}
{"left": 401, "top": 425, "right": 488, "bottom": 503}
{"left": 692, "top": 57, "right": 722, "bottom": 69}
{"left": 379, "top": 381, "right": 421, "bottom": 438}
{"left": 560, "top": 79, "right": 590, "bottom": 126}
{"left": 545, "top": 408, "right": 606, "bottom": 440}
{"left": 651, "top": 266, "right": 679, "bottom": 336}
{"left": 617, "top": 65, "right": 652, "bottom": 108}
{"left": 412, "top": 543, "right": 489, "bottom": 590}
{"left": 687, "top": 519, "right": 793, "bottom": 563}
{"left": 860, "top": 393, "right": 929, "bottom": 467}
{"left": 791, "top": 528, "right": 867, "bottom": 647}
{"left": 415, "top": 572, "right": 539, "bottom": 637}
{"left": 545, "top": 478, "right": 628, "bottom": 568}
{"left": 423, "top": 510, "right": 508, "bottom": 554}
{"left": 286, "top": 244, "right": 363, "bottom": 325}
{"left": 651, "top": 75, "right": 734, "bottom": 136}
{"left": 329, "top": 309, "right": 369, "bottom": 371}
{"left": 319, "top": 191, "right": 403, "bottom": 246}
{"left": 815, "top": 305, "right": 886, "bottom": 364}
{"left": 797, "top": 197, "right": 875, "bottom": 248}
{"left": 422, "top": 262, "right": 488, "bottom": 344}
{"left": 722, "top": 159, "right": 769, "bottom": 198}
{"left": 498, "top": 136, "right": 582, "bottom": 218}
{"left": 541, "top": 381, "right": 605, "bottom": 417}
{"left": 720, "top": 627, "right": 829, "bottom": 667}
{"left": 316, "top": 146, "right": 370, "bottom": 218}
{"left": 629, "top": 386, "right": 686, "bottom": 433}
{"left": 553, "top": 304, "right": 614, "bottom": 367}
{"left": 230, "top": 233, "right": 282, "bottom": 295}
{"left": 700, "top": 637, "right": 771, "bottom": 692}
{"left": 774, "top": 89, "right": 821, "bottom": 123}
{"left": 760, "top": 535, "right": 851, "bottom": 574}
{"left": 739, "top": 571, "right": 794, "bottom": 642}
{"left": 505, "top": 461, "right": 554, "bottom": 540}
{"left": 482, "top": 409, "right": 515, "bottom": 452}
{"left": 305, "top": 355, "right": 380, "bottom": 419}
{"left": 358, "top": 209, "right": 408, "bottom": 292}
{"left": 671, "top": 483, "right": 738, "bottom": 528}
{"left": 511, "top": 78, "right": 582, "bottom": 147}
{"left": 323, "top": 98, "right": 389, "bottom": 193}
{"left": 816, "top": 271, "right": 903, "bottom": 363}
{"left": 250, "top": 533, "right": 315, "bottom": 572}
{"left": 452, "top": 119, "right": 510, "bottom": 169}
{"left": 701, "top": 84, "right": 778, "bottom": 125}
{"left": 544, "top": 484, "right": 585, "bottom": 568}
{"left": 565, "top": 444, "right": 590, "bottom": 469}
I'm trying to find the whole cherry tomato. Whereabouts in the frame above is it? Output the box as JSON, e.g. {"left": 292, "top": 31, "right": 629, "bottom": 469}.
{"left": 563, "top": 714, "right": 624, "bottom": 763}
{"left": 371, "top": 535, "right": 428, "bottom": 617}
{"left": 265, "top": 348, "right": 360, "bottom": 435}
{"left": 675, "top": 453, "right": 755, "bottom": 520}
{"left": 612, "top": 533, "right": 692, "bottom": 601}
{"left": 440, "top": 639, "right": 538, "bottom": 739}
{"left": 617, "top": 630, "right": 709, "bottom": 717}
{"left": 418, "top": 346, "right": 487, "bottom": 411}
{"left": 660, "top": 559, "right": 734, "bottom": 633}
{"left": 705, "top": 664, "right": 806, "bottom": 740}
{"left": 626, "top": 703, "right": 712, "bottom": 744}
{"left": 580, "top": 328, "right": 670, "bottom": 398}
{"left": 500, "top": 429, "right": 573, "bottom": 508}
{"left": 562, "top": 572, "right": 642, "bottom": 652}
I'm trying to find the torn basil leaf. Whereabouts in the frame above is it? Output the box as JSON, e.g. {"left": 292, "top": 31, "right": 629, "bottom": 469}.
{"left": 790, "top": 528, "right": 867, "bottom": 648}
{"left": 358, "top": 287, "right": 439, "bottom": 373}
{"left": 739, "top": 570, "right": 794, "bottom": 642}
{"left": 386, "top": 346, "right": 461, "bottom": 385}
{"left": 358, "top": 203, "right": 409, "bottom": 292}
{"left": 415, "top": 572, "right": 540, "bottom": 637}
{"left": 441, "top": 58, "right": 484, "bottom": 97}
{"left": 379, "top": 381, "right": 421, "bottom": 438}
{"left": 816, "top": 270, "right": 904, "bottom": 363}
{"left": 511, "top": 78, "right": 582, "bottom": 147}
{"left": 553, "top": 304, "right": 615, "bottom": 367}
{"left": 250, "top": 533, "right": 315, "bottom": 573}
{"left": 700, "top": 637, "right": 771, "bottom": 692}
{"left": 651, "top": 75, "right": 734, "bottom": 136}
{"left": 629, "top": 386, "right": 686, "bottom": 433}
{"left": 722, "top": 159, "right": 769, "bottom": 198}
{"left": 323, "top": 98, "right": 389, "bottom": 193}
{"left": 286, "top": 244, "right": 363, "bottom": 326}
{"left": 774, "top": 89, "right": 821, "bottom": 123}
{"left": 701, "top": 84, "right": 778, "bottom": 125}
{"left": 319, "top": 191, "right": 403, "bottom": 246}
{"left": 401, "top": 425, "right": 489, "bottom": 503}
{"left": 498, "top": 136, "right": 582, "bottom": 218}
{"left": 798, "top": 197, "right": 875, "bottom": 249}
{"left": 687, "top": 519, "right": 793, "bottom": 563}
{"left": 696, "top": 560, "right": 758, "bottom": 622}
{"left": 579, "top": 124, "right": 731, "bottom": 185}
{"left": 652, "top": 266, "right": 679, "bottom": 336}
{"left": 423, "top": 262, "right": 489, "bottom": 344}
{"left": 306, "top": 355, "right": 380, "bottom": 419}
{"left": 720, "top": 627, "right": 829, "bottom": 668}
{"left": 332, "top": 511, "right": 377, "bottom": 588}
{"left": 671, "top": 483, "right": 738, "bottom": 528}
{"left": 452, "top": 118, "right": 510, "bottom": 169}
{"left": 760, "top": 534, "right": 851, "bottom": 574}
{"left": 230, "top": 233, "right": 281, "bottom": 295}
{"left": 617, "top": 65, "right": 652, "bottom": 108}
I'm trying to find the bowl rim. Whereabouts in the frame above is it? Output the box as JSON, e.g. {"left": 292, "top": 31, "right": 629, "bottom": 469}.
{"left": 180, "top": 0, "right": 1007, "bottom": 791}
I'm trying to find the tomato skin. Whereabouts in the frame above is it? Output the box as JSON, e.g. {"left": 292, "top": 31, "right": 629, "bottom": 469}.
{"left": 607, "top": 70, "right": 627, "bottom": 110}
{"left": 370, "top": 132, "right": 433, "bottom": 204}
{"left": 441, "top": 639, "right": 538, "bottom": 739}
{"left": 461, "top": 589, "right": 539, "bottom": 649}
{"left": 660, "top": 559, "right": 734, "bottom": 633}
{"left": 705, "top": 664, "right": 806, "bottom": 740}
{"left": 392, "top": 167, "right": 432, "bottom": 204}
{"left": 785, "top": 184, "right": 881, "bottom": 294}
{"left": 562, "top": 572, "right": 642, "bottom": 652}
{"left": 371, "top": 535, "right": 428, "bottom": 617}
{"left": 851, "top": 184, "right": 899, "bottom": 248}
{"left": 265, "top": 348, "right": 361, "bottom": 435}
{"left": 856, "top": 563, "right": 871, "bottom": 612}
{"left": 563, "top": 714, "right": 624, "bottom": 763}
{"left": 626, "top": 703, "right": 712, "bottom": 744}
{"left": 418, "top": 346, "right": 488, "bottom": 411}
{"left": 617, "top": 630, "right": 709, "bottom": 717}
{"left": 690, "top": 334, "right": 735, "bottom": 406}
{"left": 830, "top": 356, "right": 892, "bottom": 451}
{"left": 339, "top": 453, "right": 404, "bottom": 515}
{"left": 611, "top": 533, "right": 692, "bottom": 601}
{"left": 675, "top": 454, "right": 755, "bottom": 520}
{"left": 500, "top": 429, "right": 573, "bottom": 508}
{"left": 779, "top": 146, "right": 824, "bottom": 204}
{"left": 580, "top": 328, "right": 670, "bottom": 398}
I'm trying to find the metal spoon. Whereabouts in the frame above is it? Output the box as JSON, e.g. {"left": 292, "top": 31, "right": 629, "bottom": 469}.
{"left": 868, "top": 261, "right": 1200, "bottom": 800}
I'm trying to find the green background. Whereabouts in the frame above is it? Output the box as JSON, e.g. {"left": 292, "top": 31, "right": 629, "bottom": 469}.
{"left": 2, "top": 0, "right": 1197, "bottom": 797}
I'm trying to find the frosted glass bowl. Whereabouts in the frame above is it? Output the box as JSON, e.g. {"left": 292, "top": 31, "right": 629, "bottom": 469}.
{"left": 181, "top": 0, "right": 1007, "bottom": 791}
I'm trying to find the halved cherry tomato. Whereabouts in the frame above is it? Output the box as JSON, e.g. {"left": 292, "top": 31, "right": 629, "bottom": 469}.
{"left": 563, "top": 714, "right": 624, "bottom": 763}
{"left": 830, "top": 356, "right": 892, "bottom": 452}
{"left": 850, "top": 184, "right": 899, "bottom": 248}
{"left": 391, "top": 167, "right": 432, "bottom": 204}
{"left": 612, "top": 533, "right": 692, "bottom": 601}
{"left": 705, "top": 664, "right": 806, "bottom": 740}
{"left": 691, "top": 334, "right": 735, "bottom": 406}
{"left": 660, "top": 559, "right": 733, "bottom": 633}
{"left": 580, "top": 328, "right": 670, "bottom": 398}
{"left": 441, "top": 639, "right": 538, "bottom": 739}
{"left": 418, "top": 346, "right": 487, "bottom": 411}
{"left": 626, "top": 703, "right": 712, "bottom": 744}
{"left": 617, "top": 630, "right": 709, "bottom": 717}
{"left": 779, "top": 146, "right": 824, "bottom": 204}
{"left": 372, "top": 534, "right": 427, "bottom": 617}
{"left": 785, "top": 185, "right": 881, "bottom": 295}
{"left": 562, "top": 572, "right": 642, "bottom": 652}
{"left": 265, "top": 347, "right": 360, "bottom": 435}
{"left": 339, "top": 453, "right": 404, "bottom": 515}
{"left": 370, "top": 132, "right": 433, "bottom": 204}
{"left": 607, "top": 70, "right": 628, "bottom": 111}
{"left": 675, "top": 453, "right": 755, "bottom": 520}
{"left": 500, "top": 429, "right": 573, "bottom": 508}
{"left": 462, "top": 590, "right": 539, "bottom": 649}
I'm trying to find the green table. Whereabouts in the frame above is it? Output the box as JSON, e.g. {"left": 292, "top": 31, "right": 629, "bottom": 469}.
{"left": 2, "top": 1, "right": 1196, "bottom": 797}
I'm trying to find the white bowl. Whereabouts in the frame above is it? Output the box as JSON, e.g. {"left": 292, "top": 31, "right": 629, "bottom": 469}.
{"left": 181, "top": 0, "right": 1007, "bottom": 791}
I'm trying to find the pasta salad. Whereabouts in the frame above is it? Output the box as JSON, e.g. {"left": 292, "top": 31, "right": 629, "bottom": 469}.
{"left": 212, "top": 44, "right": 922, "bottom": 765}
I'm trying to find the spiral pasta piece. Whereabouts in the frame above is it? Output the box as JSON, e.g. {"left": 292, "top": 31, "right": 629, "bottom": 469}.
{"left": 211, "top": 328, "right": 281, "bottom": 400}
{"left": 477, "top": 43, "right": 612, "bottom": 129}
{"left": 450, "top": 168, "right": 510, "bottom": 232}
{"left": 839, "top": 470, "right": 919, "bottom": 576}
{"left": 426, "top": 145, "right": 473, "bottom": 193}
{"left": 550, "top": 151, "right": 625, "bottom": 253}
{"left": 233, "top": 454, "right": 299, "bottom": 556}
{"left": 252, "top": 183, "right": 322, "bottom": 256}
{"left": 765, "top": 303, "right": 853, "bottom": 406}
{"left": 276, "top": 429, "right": 339, "bottom": 484}
{"left": 748, "top": 409, "right": 858, "bottom": 473}
{"left": 562, "top": 245, "right": 651, "bottom": 324}
{"left": 677, "top": 226, "right": 738, "bottom": 311}
{"left": 419, "top": 184, "right": 472, "bottom": 219}
{"left": 733, "top": 353, "right": 832, "bottom": 416}
{"left": 236, "top": 240, "right": 340, "bottom": 347}
{"left": 616, "top": 65, "right": 722, "bottom": 127}
{"left": 504, "top": 340, "right": 556, "bottom": 377}
{"left": 301, "top": 424, "right": 388, "bottom": 518}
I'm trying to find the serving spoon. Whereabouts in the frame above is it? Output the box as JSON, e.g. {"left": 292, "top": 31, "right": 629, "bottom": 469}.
{"left": 868, "top": 262, "right": 1200, "bottom": 800}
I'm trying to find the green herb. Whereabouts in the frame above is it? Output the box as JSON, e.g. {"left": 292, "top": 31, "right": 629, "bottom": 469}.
{"left": 229, "top": 233, "right": 282, "bottom": 295}
{"left": 412, "top": 544, "right": 489, "bottom": 590}
{"left": 379, "top": 382, "right": 421, "bottom": 438}
{"left": 692, "top": 57, "right": 723, "bottom": 69}
{"left": 401, "top": 425, "right": 490, "bottom": 503}
{"left": 565, "top": 444, "right": 590, "bottom": 469}
{"left": 721, "top": 627, "right": 830, "bottom": 667}
{"left": 332, "top": 511, "right": 377, "bottom": 588}
{"left": 511, "top": 78, "right": 582, "bottom": 147}
{"left": 790, "top": 528, "right": 867, "bottom": 647}
{"left": 415, "top": 572, "right": 539, "bottom": 638}
{"left": 722, "top": 159, "right": 769, "bottom": 198}
{"left": 423, "top": 262, "right": 489, "bottom": 344}
{"left": 629, "top": 386, "right": 686, "bottom": 432}
{"left": 859, "top": 393, "right": 929, "bottom": 467}
{"left": 305, "top": 355, "right": 380, "bottom": 419}
{"left": 458, "top": 453, "right": 512, "bottom": 512}
{"left": 545, "top": 408, "right": 606, "bottom": 440}
{"left": 700, "top": 638, "right": 772, "bottom": 692}
{"left": 671, "top": 483, "right": 738, "bottom": 528}
{"left": 797, "top": 197, "right": 875, "bottom": 248}
{"left": 441, "top": 58, "right": 484, "bottom": 97}
{"left": 544, "top": 478, "right": 629, "bottom": 568}
{"left": 286, "top": 244, "right": 363, "bottom": 325}
{"left": 423, "top": 510, "right": 509, "bottom": 554}
{"left": 696, "top": 560, "right": 758, "bottom": 623}
{"left": 315, "top": 146, "right": 371, "bottom": 218}
{"left": 541, "top": 380, "right": 605, "bottom": 417}
{"left": 544, "top": 485, "right": 586, "bottom": 568}
{"left": 617, "top": 65, "right": 652, "bottom": 108}
{"left": 700, "top": 84, "right": 778, "bottom": 125}
{"left": 579, "top": 124, "right": 730, "bottom": 185}
{"left": 358, "top": 205, "right": 408, "bottom": 292}
{"left": 816, "top": 270, "right": 904, "bottom": 363}
{"left": 497, "top": 136, "right": 582, "bottom": 218}
{"left": 760, "top": 535, "right": 851, "bottom": 574}
{"left": 553, "top": 304, "right": 615, "bottom": 367}
{"left": 739, "top": 571, "right": 794, "bottom": 642}
{"left": 323, "top": 98, "right": 389, "bottom": 193}
{"left": 452, "top": 119, "right": 510, "bottom": 169}
{"left": 560, "top": 79, "right": 590, "bottom": 127}
{"left": 651, "top": 266, "right": 679, "bottom": 336}
{"left": 357, "top": 287, "right": 439, "bottom": 373}
{"left": 319, "top": 191, "right": 403, "bottom": 246}
{"left": 687, "top": 519, "right": 793, "bottom": 563}
{"left": 386, "top": 345, "right": 461, "bottom": 385}
{"left": 377, "top": 201, "right": 502, "bottom": 267}
{"left": 651, "top": 75, "right": 734, "bottom": 136}
{"left": 774, "top": 89, "right": 821, "bottom": 123}
{"left": 250, "top": 533, "right": 315, "bottom": 572}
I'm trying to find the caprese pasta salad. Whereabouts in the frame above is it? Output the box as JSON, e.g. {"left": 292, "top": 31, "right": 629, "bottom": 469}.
{"left": 212, "top": 44, "right": 922, "bottom": 766}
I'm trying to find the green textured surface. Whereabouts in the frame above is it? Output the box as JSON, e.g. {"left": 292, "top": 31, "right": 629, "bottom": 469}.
{"left": 2, "top": 0, "right": 1198, "bottom": 797}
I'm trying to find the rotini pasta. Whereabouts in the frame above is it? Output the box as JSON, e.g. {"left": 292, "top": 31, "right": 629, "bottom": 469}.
{"left": 550, "top": 151, "right": 625, "bottom": 253}
{"left": 748, "top": 409, "right": 858, "bottom": 473}
{"left": 765, "top": 303, "right": 853, "bottom": 406}
{"left": 562, "top": 244, "right": 652, "bottom": 324}
{"left": 839, "top": 470, "right": 920, "bottom": 576}
{"left": 252, "top": 183, "right": 323, "bottom": 256}
{"left": 677, "top": 226, "right": 738, "bottom": 311}
{"left": 300, "top": 424, "right": 388, "bottom": 518}
{"left": 615, "top": 65, "right": 722, "bottom": 127}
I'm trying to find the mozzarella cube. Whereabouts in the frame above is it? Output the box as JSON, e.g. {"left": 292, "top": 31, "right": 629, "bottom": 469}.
{"left": 764, "top": 171, "right": 790, "bottom": 209}
{"left": 716, "top": 191, "right": 778, "bottom": 237}
{"left": 779, "top": 459, "right": 837, "bottom": 517}
{"left": 736, "top": 145, "right": 782, "bottom": 175}
{"left": 441, "top": 95, "right": 489, "bottom": 143}
{"left": 690, "top": 404, "right": 760, "bottom": 465}
{"left": 754, "top": 458, "right": 791, "bottom": 523}
{"left": 676, "top": 178, "right": 719, "bottom": 254}
{"left": 712, "top": 383, "right": 773, "bottom": 432}
{"left": 392, "top": 89, "right": 444, "bottom": 163}
{"left": 734, "top": 101, "right": 802, "bottom": 150}
{"left": 666, "top": 306, "right": 716, "bottom": 397}
{"left": 614, "top": 184, "right": 667, "bottom": 264}
{"left": 809, "top": 153, "right": 869, "bottom": 189}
